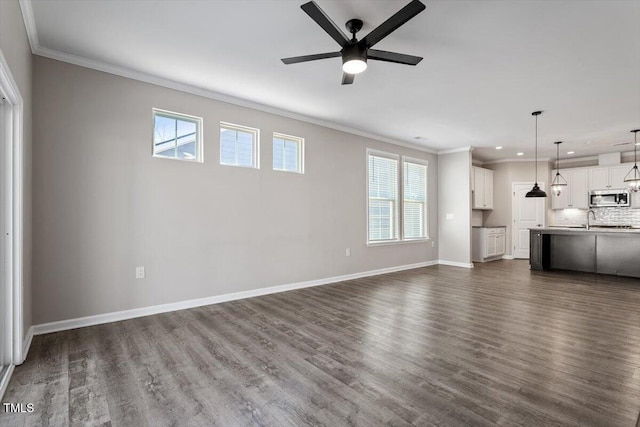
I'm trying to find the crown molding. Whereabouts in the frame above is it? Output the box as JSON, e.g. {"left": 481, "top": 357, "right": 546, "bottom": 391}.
{"left": 18, "top": 0, "right": 38, "bottom": 53}
{"left": 481, "top": 157, "right": 551, "bottom": 165}
{"left": 438, "top": 146, "right": 473, "bottom": 154}
{"left": 18, "top": 0, "right": 439, "bottom": 155}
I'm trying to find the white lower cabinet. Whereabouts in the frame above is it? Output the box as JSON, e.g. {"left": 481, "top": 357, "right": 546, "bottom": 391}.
{"left": 472, "top": 227, "right": 506, "bottom": 262}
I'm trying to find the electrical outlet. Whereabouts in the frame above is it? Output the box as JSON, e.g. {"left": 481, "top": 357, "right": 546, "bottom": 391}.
{"left": 135, "top": 266, "right": 145, "bottom": 279}
{"left": 431, "top": 241, "right": 435, "bottom": 248}
{"left": 345, "top": 248, "right": 351, "bottom": 257}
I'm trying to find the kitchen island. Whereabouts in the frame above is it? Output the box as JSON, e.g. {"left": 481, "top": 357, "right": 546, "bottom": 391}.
{"left": 530, "top": 227, "right": 640, "bottom": 278}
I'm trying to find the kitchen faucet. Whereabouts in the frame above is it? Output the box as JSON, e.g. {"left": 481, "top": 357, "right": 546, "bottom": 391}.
{"left": 586, "top": 209, "right": 596, "bottom": 230}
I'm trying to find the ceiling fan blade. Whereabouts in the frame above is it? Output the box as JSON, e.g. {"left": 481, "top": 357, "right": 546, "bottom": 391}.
{"left": 341, "top": 73, "right": 355, "bottom": 85}
{"left": 281, "top": 51, "right": 341, "bottom": 65}
{"left": 301, "top": 1, "right": 350, "bottom": 48}
{"left": 360, "top": 0, "right": 426, "bottom": 48}
{"left": 367, "top": 49, "right": 423, "bottom": 65}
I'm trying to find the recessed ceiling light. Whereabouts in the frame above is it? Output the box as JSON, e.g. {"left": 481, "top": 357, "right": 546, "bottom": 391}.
{"left": 517, "top": 152, "right": 524, "bottom": 156}
{"left": 567, "top": 151, "right": 575, "bottom": 155}
{"left": 585, "top": 141, "right": 592, "bottom": 145}
{"left": 495, "top": 146, "right": 503, "bottom": 150}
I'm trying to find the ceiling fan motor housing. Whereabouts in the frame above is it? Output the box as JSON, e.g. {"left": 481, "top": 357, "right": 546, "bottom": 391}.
{"left": 342, "top": 43, "right": 367, "bottom": 66}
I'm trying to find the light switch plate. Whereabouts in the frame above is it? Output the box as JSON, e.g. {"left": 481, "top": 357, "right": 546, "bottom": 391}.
{"left": 135, "top": 266, "right": 145, "bottom": 279}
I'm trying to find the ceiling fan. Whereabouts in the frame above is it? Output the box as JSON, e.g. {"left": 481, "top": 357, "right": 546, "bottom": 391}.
{"left": 281, "top": 0, "right": 426, "bottom": 85}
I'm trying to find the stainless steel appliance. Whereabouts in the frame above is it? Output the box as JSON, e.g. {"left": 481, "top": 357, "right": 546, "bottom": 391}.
{"left": 589, "top": 189, "right": 630, "bottom": 207}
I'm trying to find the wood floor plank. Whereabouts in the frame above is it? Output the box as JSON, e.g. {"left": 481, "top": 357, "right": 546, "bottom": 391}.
{"left": 2, "top": 260, "right": 639, "bottom": 426}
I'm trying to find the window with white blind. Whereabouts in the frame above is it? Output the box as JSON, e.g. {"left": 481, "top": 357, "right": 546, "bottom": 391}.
{"left": 367, "top": 150, "right": 429, "bottom": 244}
{"left": 273, "top": 133, "right": 304, "bottom": 173}
{"left": 368, "top": 152, "right": 399, "bottom": 242}
{"left": 403, "top": 159, "right": 428, "bottom": 239}
{"left": 220, "top": 122, "right": 259, "bottom": 168}
{"left": 153, "top": 109, "right": 202, "bottom": 162}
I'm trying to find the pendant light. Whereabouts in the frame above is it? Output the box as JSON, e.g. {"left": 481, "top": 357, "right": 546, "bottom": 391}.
{"left": 550, "top": 141, "right": 567, "bottom": 196}
{"left": 525, "top": 111, "right": 547, "bottom": 198}
{"left": 624, "top": 129, "right": 640, "bottom": 192}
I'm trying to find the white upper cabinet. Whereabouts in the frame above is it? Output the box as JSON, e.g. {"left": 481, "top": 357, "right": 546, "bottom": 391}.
{"left": 552, "top": 168, "right": 588, "bottom": 209}
{"left": 569, "top": 169, "right": 589, "bottom": 209}
{"left": 609, "top": 166, "right": 629, "bottom": 189}
{"left": 589, "top": 165, "right": 631, "bottom": 191}
{"left": 472, "top": 166, "right": 494, "bottom": 210}
{"left": 589, "top": 167, "right": 609, "bottom": 190}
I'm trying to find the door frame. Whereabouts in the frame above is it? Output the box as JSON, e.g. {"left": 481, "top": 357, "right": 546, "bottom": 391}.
{"left": 0, "top": 48, "right": 25, "bottom": 393}
{"left": 511, "top": 182, "right": 546, "bottom": 259}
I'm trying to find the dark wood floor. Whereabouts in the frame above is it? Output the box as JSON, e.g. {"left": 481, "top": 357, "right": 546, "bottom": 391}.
{"left": 2, "top": 260, "right": 640, "bottom": 426}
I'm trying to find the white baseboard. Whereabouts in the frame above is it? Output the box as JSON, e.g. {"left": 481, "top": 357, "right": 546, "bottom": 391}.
{"left": 33, "top": 260, "right": 439, "bottom": 336}
{"left": 21, "top": 326, "right": 34, "bottom": 364}
{"left": 502, "top": 255, "right": 515, "bottom": 260}
{"left": 0, "top": 328, "right": 33, "bottom": 400}
{"left": 0, "top": 364, "right": 15, "bottom": 401}
{"left": 437, "top": 260, "right": 475, "bottom": 268}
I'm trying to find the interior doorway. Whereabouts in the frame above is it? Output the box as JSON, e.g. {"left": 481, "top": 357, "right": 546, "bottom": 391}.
{"left": 512, "top": 182, "right": 546, "bottom": 259}
{"left": 0, "top": 49, "right": 25, "bottom": 398}
{"left": 0, "top": 97, "right": 6, "bottom": 375}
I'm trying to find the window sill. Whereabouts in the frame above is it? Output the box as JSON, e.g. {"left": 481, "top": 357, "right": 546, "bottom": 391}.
{"left": 367, "top": 238, "right": 430, "bottom": 247}
{"left": 152, "top": 154, "right": 203, "bottom": 163}
{"left": 220, "top": 163, "right": 259, "bottom": 169}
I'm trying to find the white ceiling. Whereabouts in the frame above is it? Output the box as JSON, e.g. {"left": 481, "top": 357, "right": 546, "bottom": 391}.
{"left": 26, "top": 0, "right": 640, "bottom": 161}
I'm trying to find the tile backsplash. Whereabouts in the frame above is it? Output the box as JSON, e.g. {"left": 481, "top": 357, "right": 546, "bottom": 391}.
{"left": 552, "top": 207, "right": 640, "bottom": 227}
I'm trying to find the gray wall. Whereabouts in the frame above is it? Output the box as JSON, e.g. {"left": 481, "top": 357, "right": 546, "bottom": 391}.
{"left": 437, "top": 150, "right": 472, "bottom": 265}
{"left": 0, "top": 0, "right": 33, "bottom": 338}
{"left": 482, "top": 161, "right": 552, "bottom": 255}
{"left": 32, "top": 56, "right": 438, "bottom": 324}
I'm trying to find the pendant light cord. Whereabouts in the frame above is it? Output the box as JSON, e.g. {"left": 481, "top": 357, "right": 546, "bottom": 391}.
{"left": 635, "top": 131, "right": 638, "bottom": 166}
{"left": 535, "top": 114, "right": 538, "bottom": 183}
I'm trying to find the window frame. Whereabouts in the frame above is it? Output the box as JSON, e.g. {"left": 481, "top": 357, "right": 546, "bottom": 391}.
{"left": 272, "top": 132, "right": 304, "bottom": 174}
{"left": 367, "top": 149, "right": 400, "bottom": 244}
{"left": 366, "top": 149, "right": 429, "bottom": 246}
{"left": 219, "top": 122, "right": 260, "bottom": 169}
{"left": 402, "top": 156, "right": 429, "bottom": 241}
{"left": 152, "top": 108, "right": 203, "bottom": 163}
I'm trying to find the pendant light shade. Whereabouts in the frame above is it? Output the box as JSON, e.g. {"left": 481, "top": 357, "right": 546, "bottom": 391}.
{"left": 624, "top": 129, "right": 640, "bottom": 192}
{"left": 526, "top": 111, "right": 547, "bottom": 198}
{"left": 550, "top": 141, "right": 568, "bottom": 196}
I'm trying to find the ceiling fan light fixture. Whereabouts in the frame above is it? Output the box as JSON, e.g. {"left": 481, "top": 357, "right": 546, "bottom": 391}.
{"left": 342, "top": 43, "right": 368, "bottom": 74}
{"left": 282, "top": 0, "right": 425, "bottom": 84}
{"left": 342, "top": 58, "right": 367, "bottom": 74}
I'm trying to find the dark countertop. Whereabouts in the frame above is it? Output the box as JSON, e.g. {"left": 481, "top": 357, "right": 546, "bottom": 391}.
{"left": 472, "top": 225, "right": 506, "bottom": 228}
{"left": 534, "top": 227, "right": 640, "bottom": 235}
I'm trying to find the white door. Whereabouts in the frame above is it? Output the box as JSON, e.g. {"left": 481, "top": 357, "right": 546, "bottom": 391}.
{"left": 512, "top": 183, "right": 546, "bottom": 259}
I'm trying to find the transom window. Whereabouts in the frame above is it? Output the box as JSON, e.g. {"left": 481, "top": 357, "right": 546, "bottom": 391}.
{"left": 273, "top": 133, "right": 304, "bottom": 173}
{"left": 153, "top": 109, "right": 202, "bottom": 162}
{"left": 220, "top": 122, "right": 259, "bottom": 168}
{"left": 367, "top": 150, "right": 428, "bottom": 243}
